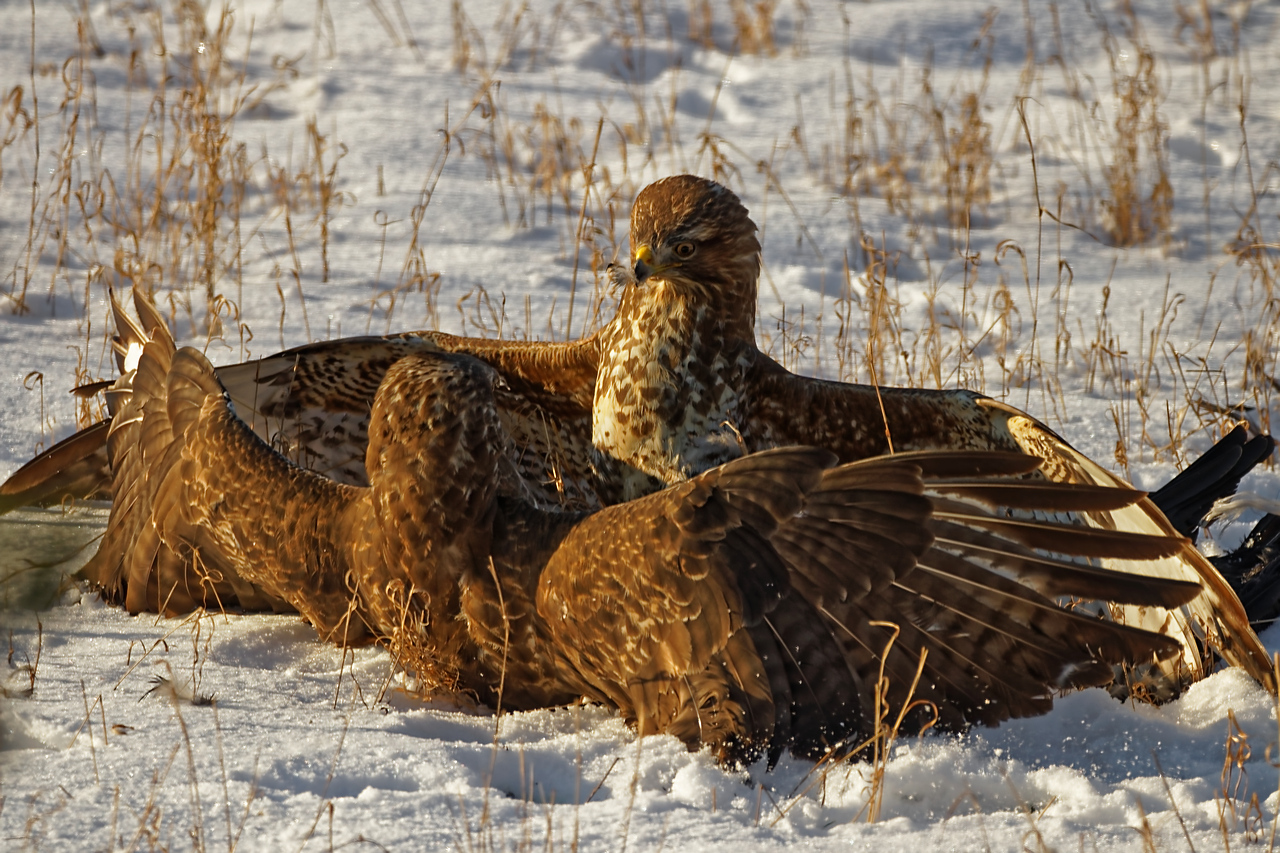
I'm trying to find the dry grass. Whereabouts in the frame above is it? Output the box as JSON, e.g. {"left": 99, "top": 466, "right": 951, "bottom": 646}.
{"left": 67, "top": 611, "right": 384, "bottom": 853}
{"left": 4, "top": 0, "right": 1280, "bottom": 849}
{"left": 1093, "top": 3, "right": 1175, "bottom": 249}
{"left": 764, "top": 622, "right": 938, "bottom": 827}
{"left": 858, "top": 623, "right": 938, "bottom": 823}
{"left": 4, "top": 1, "right": 1274, "bottom": 467}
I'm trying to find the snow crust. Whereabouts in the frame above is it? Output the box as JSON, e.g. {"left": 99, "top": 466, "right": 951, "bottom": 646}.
{"left": 3, "top": 0, "right": 1280, "bottom": 849}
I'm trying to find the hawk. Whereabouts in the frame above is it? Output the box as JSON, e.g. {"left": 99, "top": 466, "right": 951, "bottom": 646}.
{"left": 589, "top": 174, "right": 1274, "bottom": 694}
{"left": 1, "top": 178, "right": 1276, "bottom": 694}
{"left": 74, "top": 291, "right": 1204, "bottom": 764}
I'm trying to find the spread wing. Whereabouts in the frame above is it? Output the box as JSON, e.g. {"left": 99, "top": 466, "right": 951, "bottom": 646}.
{"left": 791, "top": 451, "right": 1193, "bottom": 733}
{"left": 80, "top": 317, "right": 371, "bottom": 640}
{"left": 536, "top": 446, "right": 853, "bottom": 764}
{"left": 985, "top": 401, "right": 1274, "bottom": 690}
{"left": 742, "top": 355, "right": 1274, "bottom": 692}
{"left": 214, "top": 330, "right": 603, "bottom": 505}
{"left": 0, "top": 420, "right": 111, "bottom": 514}
{"left": 79, "top": 290, "right": 372, "bottom": 637}
{"left": 537, "top": 445, "right": 1201, "bottom": 764}
{"left": 78, "top": 297, "right": 295, "bottom": 616}
{"left": 1, "top": 295, "right": 605, "bottom": 516}
{"left": 175, "top": 342, "right": 601, "bottom": 707}
{"left": 76, "top": 295, "right": 578, "bottom": 703}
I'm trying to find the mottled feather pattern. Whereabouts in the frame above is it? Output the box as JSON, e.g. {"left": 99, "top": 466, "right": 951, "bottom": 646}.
{"left": 594, "top": 174, "right": 1272, "bottom": 698}
{"left": 79, "top": 291, "right": 289, "bottom": 616}
{"left": 217, "top": 334, "right": 604, "bottom": 509}
{"left": 537, "top": 448, "right": 836, "bottom": 761}
{"left": 593, "top": 175, "right": 762, "bottom": 501}
{"left": 3, "top": 173, "right": 1277, "bottom": 765}
{"left": 91, "top": 324, "right": 593, "bottom": 706}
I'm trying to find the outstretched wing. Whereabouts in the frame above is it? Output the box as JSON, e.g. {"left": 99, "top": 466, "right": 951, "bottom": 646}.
{"left": 81, "top": 292, "right": 584, "bottom": 702}
{"left": 0, "top": 421, "right": 111, "bottom": 514}
{"left": 1, "top": 307, "right": 605, "bottom": 516}
{"left": 537, "top": 445, "right": 1203, "bottom": 764}
{"left": 79, "top": 296, "right": 370, "bottom": 638}
{"left": 222, "top": 331, "right": 605, "bottom": 510}
{"left": 771, "top": 450, "right": 1195, "bottom": 735}
{"left": 79, "top": 309, "right": 304, "bottom": 618}
{"left": 987, "top": 402, "right": 1274, "bottom": 689}
{"left": 0, "top": 287, "right": 174, "bottom": 515}
{"left": 743, "top": 356, "right": 1274, "bottom": 692}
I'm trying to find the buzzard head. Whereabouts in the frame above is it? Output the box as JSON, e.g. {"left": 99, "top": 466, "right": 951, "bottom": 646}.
{"left": 591, "top": 176, "right": 763, "bottom": 498}
{"left": 625, "top": 175, "right": 762, "bottom": 322}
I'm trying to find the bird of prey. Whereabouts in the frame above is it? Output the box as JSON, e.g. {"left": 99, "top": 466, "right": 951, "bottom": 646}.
{"left": 1, "top": 176, "right": 1275, "bottom": 694}
{"left": 587, "top": 175, "right": 1273, "bottom": 694}
{"left": 74, "top": 290, "right": 1206, "bottom": 764}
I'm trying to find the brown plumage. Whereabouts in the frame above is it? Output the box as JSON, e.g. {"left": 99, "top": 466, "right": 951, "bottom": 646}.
{"left": 0, "top": 308, "right": 607, "bottom": 517}
{"left": 86, "top": 299, "right": 584, "bottom": 709}
{"left": 587, "top": 174, "right": 1273, "bottom": 696}
{"left": 73, "top": 291, "right": 1204, "bottom": 765}
{"left": 541, "top": 446, "right": 1200, "bottom": 760}
{"left": 212, "top": 329, "right": 607, "bottom": 508}
{"left": 0, "top": 175, "right": 1271, "bottom": 725}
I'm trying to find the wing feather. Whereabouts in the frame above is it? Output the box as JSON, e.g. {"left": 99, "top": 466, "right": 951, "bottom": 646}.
{"left": 742, "top": 358, "right": 1273, "bottom": 692}
{"left": 537, "top": 448, "right": 843, "bottom": 762}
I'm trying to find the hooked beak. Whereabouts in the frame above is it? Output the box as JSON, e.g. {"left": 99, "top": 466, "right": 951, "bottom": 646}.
{"left": 633, "top": 244, "right": 676, "bottom": 282}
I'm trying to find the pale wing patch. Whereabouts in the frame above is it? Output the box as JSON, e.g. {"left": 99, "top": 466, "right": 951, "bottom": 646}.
{"left": 986, "top": 400, "right": 1272, "bottom": 687}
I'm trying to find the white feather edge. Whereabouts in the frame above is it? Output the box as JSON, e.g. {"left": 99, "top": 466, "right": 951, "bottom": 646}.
{"left": 122, "top": 342, "right": 145, "bottom": 374}
{"left": 1203, "top": 492, "right": 1280, "bottom": 526}
{"left": 980, "top": 399, "right": 1275, "bottom": 690}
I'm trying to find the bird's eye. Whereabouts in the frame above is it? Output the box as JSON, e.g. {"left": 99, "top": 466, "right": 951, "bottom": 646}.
{"left": 673, "top": 242, "right": 696, "bottom": 259}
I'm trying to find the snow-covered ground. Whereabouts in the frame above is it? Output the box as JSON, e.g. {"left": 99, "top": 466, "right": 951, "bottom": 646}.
{"left": 3, "top": 0, "right": 1280, "bottom": 849}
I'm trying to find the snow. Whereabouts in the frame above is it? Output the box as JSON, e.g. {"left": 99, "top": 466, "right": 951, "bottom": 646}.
{"left": 3, "top": 0, "right": 1280, "bottom": 849}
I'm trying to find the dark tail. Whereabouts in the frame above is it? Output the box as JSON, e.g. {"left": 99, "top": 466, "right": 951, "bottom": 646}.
{"left": 1149, "top": 425, "right": 1275, "bottom": 540}
{"left": 1148, "top": 424, "right": 1280, "bottom": 629}
{"left": 1210, "top": 513, "right": 1280, "bottom": 631}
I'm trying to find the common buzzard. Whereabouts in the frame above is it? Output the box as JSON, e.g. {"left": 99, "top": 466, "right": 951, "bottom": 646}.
{"left": 1, "top": 177, "right": 1275, "bottom": 699}
{"left": 76, "top": 290, "right": 1204, "bottom": 763}
{"left": 590, "top": 174, "right": 1273, "bottom": 693}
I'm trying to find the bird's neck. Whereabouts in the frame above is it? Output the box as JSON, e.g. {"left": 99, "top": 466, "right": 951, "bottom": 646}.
{"left": 592, "top": 279, "right": 754, "bottom": 500}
